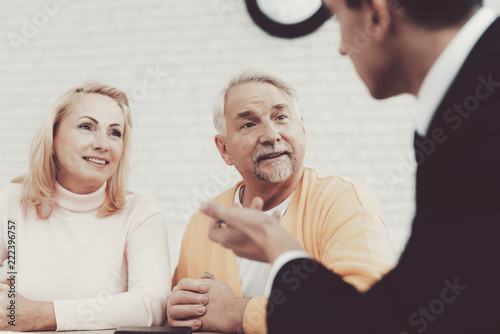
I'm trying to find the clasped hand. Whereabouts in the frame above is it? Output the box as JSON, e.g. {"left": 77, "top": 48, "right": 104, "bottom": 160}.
{"left": 166, "top": 273, "right": 248, "bottom": 333}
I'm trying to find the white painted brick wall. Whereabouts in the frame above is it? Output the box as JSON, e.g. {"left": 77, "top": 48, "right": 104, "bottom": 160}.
{"left": 1, "top": 0, "right": 499, "bottom": 274}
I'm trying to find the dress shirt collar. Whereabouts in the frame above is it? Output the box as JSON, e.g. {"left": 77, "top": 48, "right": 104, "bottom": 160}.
{"left": 416, "top": 7, "right": 498, "bottom": 136}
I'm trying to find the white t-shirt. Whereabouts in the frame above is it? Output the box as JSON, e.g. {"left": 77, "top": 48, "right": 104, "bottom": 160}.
{"left": 233, "top": 184, "right": 292, "bottom": 298}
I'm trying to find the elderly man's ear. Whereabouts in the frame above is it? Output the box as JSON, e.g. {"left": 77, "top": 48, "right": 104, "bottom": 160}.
{"left": 214, "top": 135, "right": 233, "bottom": 166}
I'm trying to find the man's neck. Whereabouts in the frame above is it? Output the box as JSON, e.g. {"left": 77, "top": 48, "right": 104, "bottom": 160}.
{"left": 396, "top": 9, "right": 479, "bottom": 96}
{"left": 241, "top": 166, "right": 304, "bottom": 211}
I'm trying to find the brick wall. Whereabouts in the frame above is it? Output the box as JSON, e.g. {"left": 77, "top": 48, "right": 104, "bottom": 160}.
{"left": 1, "top": 0, "right": 499, "bottom": 273}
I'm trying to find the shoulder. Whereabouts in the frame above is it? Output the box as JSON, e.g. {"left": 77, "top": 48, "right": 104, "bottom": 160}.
{"left": 122, "top": 192, "right": 165, "bottom": 219}
{"left": 1, "top": 183, "right": 23, "bottom": 196}
{"left": 0, "top": 184, "right": 26, "bottom": 227}
{"left": 0, "top": 183, "right": 23, "bottom": 206}
{"left": 300, "top": 167, "right": 382, "bottom": 214}
{"left": 212, "top": 183, "right": 240, "bottom": 205}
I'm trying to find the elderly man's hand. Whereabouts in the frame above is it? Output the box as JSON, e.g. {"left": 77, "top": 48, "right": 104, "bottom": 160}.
{"left": 197, "top": 274, "right": 249, "bottom": 334}
{"left": 200, "top": 197, "right": 303, "bottom": 263}
{"left": 166, "top": 278, "right": 209, "bottom": 330}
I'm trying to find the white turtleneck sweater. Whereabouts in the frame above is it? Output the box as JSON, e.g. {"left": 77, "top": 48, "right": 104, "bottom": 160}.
{"left": 0, "top": 182, "right": 171, "bottom": 331}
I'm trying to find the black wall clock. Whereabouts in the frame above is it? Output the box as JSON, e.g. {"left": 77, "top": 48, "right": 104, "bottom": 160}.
{"left": 245, "top": 0, "right": 332, "bottom": 39}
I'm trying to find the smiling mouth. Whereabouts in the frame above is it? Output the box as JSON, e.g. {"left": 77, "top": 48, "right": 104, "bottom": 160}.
{"left": 83, "top": 157, "right": 108, "bottom": 165}
{"left": 258, "top": 152, "right": 289, "bottom": 162}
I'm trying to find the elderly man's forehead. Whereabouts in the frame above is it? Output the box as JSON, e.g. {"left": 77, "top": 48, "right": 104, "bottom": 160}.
{"left": 225, "top": 82, "right": 294, "bottom": 112}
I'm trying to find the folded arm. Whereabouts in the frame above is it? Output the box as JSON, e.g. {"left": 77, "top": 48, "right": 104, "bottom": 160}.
{"left": 54, "top": 211, "right": 171, "bottom": 330}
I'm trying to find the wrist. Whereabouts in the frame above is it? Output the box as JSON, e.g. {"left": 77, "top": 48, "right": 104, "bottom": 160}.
{"left": 228, "top": 297, "right": 250, "bottom": 333}
{"left": 265, "top": 224, "right": 302, "bottom": 264}
{"left": 33, "top": 301, "right": 57, "bottom": 331}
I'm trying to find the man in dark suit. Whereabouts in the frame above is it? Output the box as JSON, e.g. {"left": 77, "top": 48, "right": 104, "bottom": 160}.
{"left": 200, "top": 0, "right": 500, "bottom": 332}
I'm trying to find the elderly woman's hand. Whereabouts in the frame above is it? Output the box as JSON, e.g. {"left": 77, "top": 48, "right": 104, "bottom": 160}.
{"left": 0, "top": 277, "right": 56, "bottom": 332}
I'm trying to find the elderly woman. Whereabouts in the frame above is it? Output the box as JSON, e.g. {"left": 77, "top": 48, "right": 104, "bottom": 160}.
{"left": 0, "top": 83, "right": 171, "bottom": 331}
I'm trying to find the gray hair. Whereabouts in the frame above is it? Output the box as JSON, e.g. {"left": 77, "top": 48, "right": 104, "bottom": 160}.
{"left": 213, "top": 66, "right": 300, "bottom": 136}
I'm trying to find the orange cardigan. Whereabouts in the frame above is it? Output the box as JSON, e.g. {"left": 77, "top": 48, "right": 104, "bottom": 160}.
{"left": 173, "top": 167, "right": 395, "bottom": 333}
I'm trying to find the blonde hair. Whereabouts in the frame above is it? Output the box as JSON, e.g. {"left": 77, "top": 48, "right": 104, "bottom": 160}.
{"left": 12, "top": 82, "right": 132, "bottom": 219}
{"left": 213, "top": 66, "right": 300, "bottom": 137}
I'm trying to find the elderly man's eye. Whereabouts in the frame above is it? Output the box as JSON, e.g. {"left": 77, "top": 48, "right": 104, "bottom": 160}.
{"left": 242, "top": 122, "right": 255, "bottom": 128}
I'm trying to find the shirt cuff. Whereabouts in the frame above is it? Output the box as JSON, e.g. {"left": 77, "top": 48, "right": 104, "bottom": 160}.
{"left": 264, "top": 250, "right": 310, "bottom": 296}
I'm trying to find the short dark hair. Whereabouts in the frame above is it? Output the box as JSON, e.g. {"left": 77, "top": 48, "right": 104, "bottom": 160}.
{"left": 344, "top": 0, "right": 483, "bottom": 28}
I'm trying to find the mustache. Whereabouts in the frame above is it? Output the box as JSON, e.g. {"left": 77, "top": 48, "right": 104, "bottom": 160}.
{"left": 253, "top": 143, "right": 293, "bottom": 163}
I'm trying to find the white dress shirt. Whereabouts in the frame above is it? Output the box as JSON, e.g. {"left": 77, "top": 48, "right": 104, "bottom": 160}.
{"left": 416, "top": 7, "right": 497, "bottom": 136}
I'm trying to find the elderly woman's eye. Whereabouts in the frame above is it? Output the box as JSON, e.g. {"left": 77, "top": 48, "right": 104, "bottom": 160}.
{"left": 79, "top": 123, "right": 92, "bottom": 131}
{"left": 111, "top": 130, "right": 122, "bottom": 138}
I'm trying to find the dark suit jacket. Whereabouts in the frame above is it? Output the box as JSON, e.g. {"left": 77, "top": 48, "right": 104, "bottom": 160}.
{"left": 267, "top": 17, "right": 500, "bottom": 334}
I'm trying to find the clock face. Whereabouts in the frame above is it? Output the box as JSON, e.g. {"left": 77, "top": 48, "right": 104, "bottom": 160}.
{"left": 255, "top": 0, "right": 323, "bottom": 25}
{"left": 245, "top": 0, "right": 332, "bottom": 38}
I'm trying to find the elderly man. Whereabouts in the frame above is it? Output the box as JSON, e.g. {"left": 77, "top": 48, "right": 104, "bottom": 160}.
{"left": 201, "top": 0, "right": 500, "bottom": 333}
{"left": 167, "top": 67, "right": 395, "bottom": 333}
